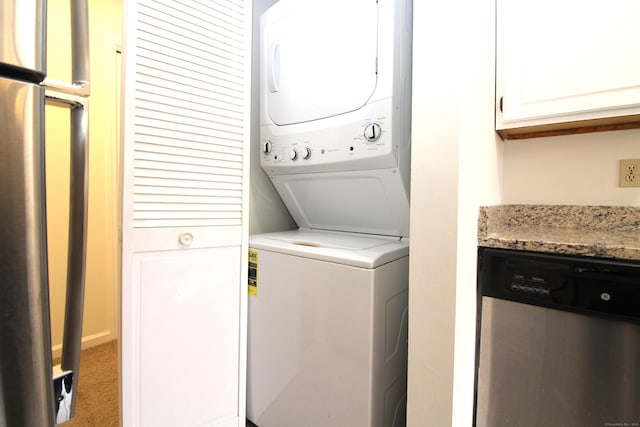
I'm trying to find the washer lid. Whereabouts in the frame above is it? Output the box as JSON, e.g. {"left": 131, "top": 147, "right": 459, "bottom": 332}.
{"left": 249, "top": 229, "right": 409, "bottom": 269}
{"left": 271, "top": 168, "right": 410, "bottom": 238}
{"left": 261, "top": 0, "right": 378, "bottom": 126}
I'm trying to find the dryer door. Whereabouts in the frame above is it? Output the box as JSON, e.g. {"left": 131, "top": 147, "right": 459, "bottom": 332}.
{"left": 261, "top": 0, "right": 378, "bottom": 126}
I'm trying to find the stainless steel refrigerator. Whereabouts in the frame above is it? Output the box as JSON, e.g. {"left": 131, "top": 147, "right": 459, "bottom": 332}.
{"left": 1, "top": 1, "right": 90, "bottom": 425}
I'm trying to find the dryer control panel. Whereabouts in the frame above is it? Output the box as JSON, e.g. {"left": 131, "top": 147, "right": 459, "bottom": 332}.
{"left": 261, "top": 102, "right": 399, "bottom": 176}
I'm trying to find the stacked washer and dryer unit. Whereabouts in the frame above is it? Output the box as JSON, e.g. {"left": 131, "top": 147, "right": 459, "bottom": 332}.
{"left": 247, "top": 0, "right": 412, "bottom": 426}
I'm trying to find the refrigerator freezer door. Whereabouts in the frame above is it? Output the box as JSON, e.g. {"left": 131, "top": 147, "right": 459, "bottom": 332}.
{"left": 0, "top": 76, "right": 56, "bottom": 426}
{"left": 0, "top": 0, "right": 46, "bottom": 81}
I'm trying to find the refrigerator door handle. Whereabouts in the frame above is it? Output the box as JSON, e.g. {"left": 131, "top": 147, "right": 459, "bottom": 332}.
{"left": 44, "top": 1, "right": 90, "bottom": 423}
{"left": 42, "top": 0, "right": 90, "bottom": 97}
{"left": 45, "top": 93, "right": 89, "bottom": 424}
{"left": 70, "top": 0, "right": 90, "bottom": 88}
{"left": 42, "top": 78, "right": 89, "bottom": 97}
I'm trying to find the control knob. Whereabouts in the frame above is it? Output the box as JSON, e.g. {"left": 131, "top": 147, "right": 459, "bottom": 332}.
{"left": 263, "top": 141, "right": 272, "bottom": 154}
{"left": 363, "top": 122, "right": 382, "bottom": 142}
{"left": 290, "top": 149, "right": 298, "bottom": 160}
{"left": 302, "top": 147, "right": 311, "bottom": 159}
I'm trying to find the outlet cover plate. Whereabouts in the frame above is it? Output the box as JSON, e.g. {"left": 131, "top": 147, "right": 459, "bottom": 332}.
{"left": 619, "top": 159, "right": 640, "bottom": 187}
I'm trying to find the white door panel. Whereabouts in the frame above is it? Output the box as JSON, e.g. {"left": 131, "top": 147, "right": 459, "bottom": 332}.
{"left": 121, "top": 0, "right": 250, "bottom": 425}
{"left": 497, "top": 0, "right": 640, "bottom": 130}
{"left": 138, "top": 247, "right": 240, "bottom": 426}
{"left": 263, "top": 0, "right": 378, "bottom": 125}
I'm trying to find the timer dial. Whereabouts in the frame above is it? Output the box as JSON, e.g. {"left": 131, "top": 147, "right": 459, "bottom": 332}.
{"left": 363, "top": 122, "right": 382, "bottom": 142}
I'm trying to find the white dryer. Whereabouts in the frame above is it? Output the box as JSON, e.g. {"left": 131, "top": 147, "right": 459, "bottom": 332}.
{"left": 259, "top": 0, "right": 413, "bottom": 238}
{"left": 247, "top": 230, "right": 409, "bottom": 427}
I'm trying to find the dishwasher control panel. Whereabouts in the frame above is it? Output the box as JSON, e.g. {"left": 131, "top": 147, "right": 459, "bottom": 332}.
{"left": 478, "top": 247, "right": 640, "bottom": 322}
{"left": 509, "top": 275, "right": 552, "bottom": 297}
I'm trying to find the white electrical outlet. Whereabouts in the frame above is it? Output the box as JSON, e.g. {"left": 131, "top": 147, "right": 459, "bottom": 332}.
{"left": 619, "top": 159, "right": 640, "bottom": 187}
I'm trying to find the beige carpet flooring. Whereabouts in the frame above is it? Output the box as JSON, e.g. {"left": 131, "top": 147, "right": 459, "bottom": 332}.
{"left": 54, "top": 340, "right": 119, "bottom": 426}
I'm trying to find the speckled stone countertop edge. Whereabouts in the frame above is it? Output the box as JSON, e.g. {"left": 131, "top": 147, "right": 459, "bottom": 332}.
{"left": 478, "top": 205, "right": 640, "bottom": 262}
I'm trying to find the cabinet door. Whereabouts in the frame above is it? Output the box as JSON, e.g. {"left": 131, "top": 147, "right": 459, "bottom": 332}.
{"left": 120, "top": 0, "right": 251, "bottom": 426}
{"left": 136, "top": 247, "right": 240, "bottom": 427}
{"left": 496, "top": 0, "right": 640, "bottom": 138}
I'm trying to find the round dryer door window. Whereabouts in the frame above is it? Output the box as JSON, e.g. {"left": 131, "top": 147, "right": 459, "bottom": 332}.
{"left": 262, "top": 0, "right": 378, "bottom": 126}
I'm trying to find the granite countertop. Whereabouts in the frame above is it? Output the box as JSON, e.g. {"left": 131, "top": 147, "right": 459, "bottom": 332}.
{"left": 478, "top": 205, "right": 640, "bottom": 261}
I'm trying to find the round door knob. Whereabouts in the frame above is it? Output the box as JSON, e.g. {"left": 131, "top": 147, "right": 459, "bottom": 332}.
{"left": 363, "top": 122, "right": 382, "bottom": 142}
{"left": 290, "top": 149, "right": 298, "bottom": 160}
{"left": 178, "top": 232, "right": 194, "bottom": 247}
{"left": 263, "top": 141, "right": 272, "bottom": 154}
{"left": 302, "top": 147, "right": 311, "bottom": 159}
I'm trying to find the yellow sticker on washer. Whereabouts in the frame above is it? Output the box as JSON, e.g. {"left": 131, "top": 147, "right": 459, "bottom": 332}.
{"left": 248, "top": 249, "right": 258, "bottom": 296}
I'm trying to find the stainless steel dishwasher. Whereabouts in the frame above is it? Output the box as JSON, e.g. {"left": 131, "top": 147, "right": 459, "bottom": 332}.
{"left": 475, "top": 247, "right": 640, "bottom": 427}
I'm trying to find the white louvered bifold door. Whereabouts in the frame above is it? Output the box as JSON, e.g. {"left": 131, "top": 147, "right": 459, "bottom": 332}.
{"left": 120, "top": 1, "right": 250, "bottom": 426}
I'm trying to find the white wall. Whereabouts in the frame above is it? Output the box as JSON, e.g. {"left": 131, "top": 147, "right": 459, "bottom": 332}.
{"left": 407, "top": 0, "right": 501, "bottom": 425}
{"left": 502, "top": 129, "right": 640, "bottom": 206}
{"left": 249, "top": 0, "right": 297, "bottom": 235}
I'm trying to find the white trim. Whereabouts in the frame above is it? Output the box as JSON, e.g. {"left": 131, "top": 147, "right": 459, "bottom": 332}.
{"left": 237, "top": 0, "right": 252, "bottom": 423}
{"left": 51, "top": 330, "right": 116, "bottom": 359}
{"left": 120, "top": 0, "right": 140, "bottom": 423}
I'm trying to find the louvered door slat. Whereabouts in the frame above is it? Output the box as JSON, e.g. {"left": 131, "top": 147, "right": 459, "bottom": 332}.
{"left": 134, "top": 134, "right": 243, "bottom": 155}
{"left": 133, "top": 176, "right": 242, "bottom": 191}
{"left": 135, "top": 142, "right": 243, "bottom": 163}
{"left": 135, "top": 151, "right": 242, "bottom": 169}
{"left": 134, "top": 186, "right": 241, "bottom": 198}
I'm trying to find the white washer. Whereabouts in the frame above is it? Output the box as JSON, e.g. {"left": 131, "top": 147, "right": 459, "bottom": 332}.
{"left": 247, "top": 229, "right": 409, "bottom": 427}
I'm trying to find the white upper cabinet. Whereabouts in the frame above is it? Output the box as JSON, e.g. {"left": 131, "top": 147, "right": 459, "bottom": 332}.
{"left": 496, "top": 0, "right": 640, "bottom": 139}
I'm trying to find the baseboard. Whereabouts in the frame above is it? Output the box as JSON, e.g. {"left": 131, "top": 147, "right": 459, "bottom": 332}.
{"left": 51, "top": 330, "right": 117, "bottom": 359}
